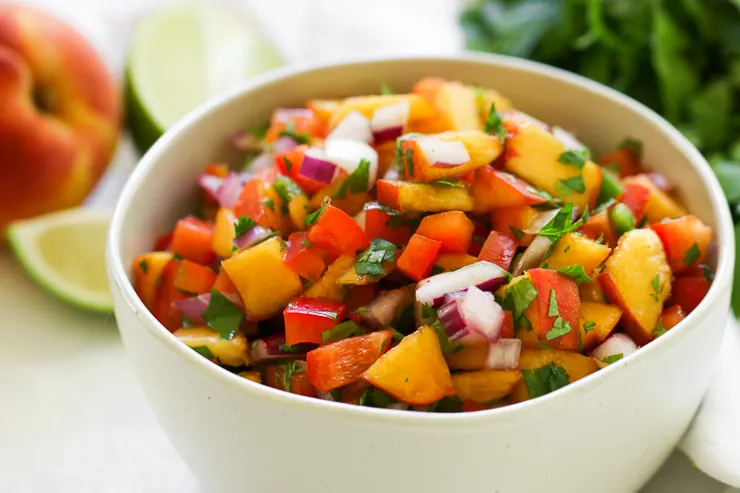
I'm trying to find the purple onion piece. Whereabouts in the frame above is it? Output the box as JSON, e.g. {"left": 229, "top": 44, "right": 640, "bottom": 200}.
{"left": 646, "top": 172, "right": 673, "bottom": 192}
{"left": 485, "top": 339, "right": 522, "bottom": 370}
{"left": 216, "top": 172, "right": 243, "bottom": 209}
{"left": 372, "top": 125, "right": 404, "bottom": 145}
{"left": 233, "top": 226, "right": 276, "bottom": 251}
{"left": 272, "top": 135, "right": 299, "bottom": 154}
{"left": 476, "top": 277, "right": 509, "bottom": 293}
{"left": 437, "top": 287, "right": 504, "bottom": 344}
{"left": 228, "top": 131, "right": 263, "bottom": 152}
{"left": 249, "top": 334, "right": 308, "bottom": 363}
{"left": 198, "top": 174, "right": 223, "bottom": 200}
{"left": 245, "top": 151, "right": 276, "bottom": 173}
{"left": 416, "top": 261, "right": 510, "bottom": 308}
{"left": 300, "top": 152, "right": 337, "bottom": 184}
{"left": 432, "top": 161, "right": 466, "bottom": 169}
{"left": 172, "top": 294, "right": 211, "bottom": 326}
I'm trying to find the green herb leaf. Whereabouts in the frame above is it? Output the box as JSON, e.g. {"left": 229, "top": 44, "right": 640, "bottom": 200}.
{"left": 602, "top": 353, "right": 624, "bottom": 364}
{"left": 618, "top": 137, "right": 643, "bottom": 159}
{"left": 356, "top": 239, "right": 397, "bottom": 276}
{"left": 703, "top": 264, "right": 715, "bottom": 283}
{"left": 483, "top": 102, "right": 507, "bottom": 141}
{"left": 683, "top": 242, "right": 701, "bottom": 267}
{"left": 263, "top": 198, "right": 275, "bottom": 212}
{"left": 234, "top": 215, "right": 257, "bottom": 237}
{"left": 431, "top": 320, "right": 461, "bottom": 354}
{"left": 502, "top": 278, "right": 538, "bottom": 322}
{"left": 364, "top": 201, "right": 402, "bottom": 215}
{"left": 405, "top": 148, "right": 414, "bottom": 176}
{"left": 583, "top": 320, "right": 596, "bottom": 333}
{"left": 650, "top": 274, "right": 663, "bottom": 302}
{"left": 390, "top": 328, "right": 405, "bottom": 342}
{"left": 557, "top": 175, "right": 586, "bottom": 194}
{"left": 430, "top": 265, "right": 445, "bottom": 276}
{"left": 545, "top": 316, "right": 572, "bottom": 340}
{"left": 421, "top": 304, "right": 437, "bottom": 319}
{"left": 509, "top": 226, "right": 524, "bottom": 240}
{"left": 203, "top": 290, "right": 244, "bottom": 340}
{"left": 305, "top": 198, "right": 329, "bottom": 227}
{"left": 556, "top": 265, "right": 593, "bottom": 284}
{"left": 273, "top": 175, "right": 304, "bottom": 204}
{"left": 547, "top": 289, "right": 559, "bottom": 317}
{"left": 380, "top": 82, "right": 394, "bottom": 95}
{"left": 190, "top": 345, "right": 214, "bottom": 359}
{"left": 522, "top": 363, "right": 570, "bottom": 399}
{"left": 278, "top": 343, "right": 313, "bottom": 353}
{"left": 653, "top": 321, "right": 668, "bottom": 338}
{"left": 300, "top": 238, "right": 312, "bottom": 249}
{"left": 557, "top": 149, "right": 588, "bottom": 170}
{"left": 538, "top": 203, "right": 584, "bottom": 245}
{"left": 172, "top": 252, "right": 183, "bottom": 260}
{"left": 428, "top": 179, "right": 464, "bottom": 188}
{"left": 278, "top": 360, "right": 302, "bottom": 392}
{"left": 279, "top": 121, "right": 311, "bottom": 145}
{"left": 322, "top": 320, "right": 367, "bottom": 344}
{"left": 139, "top": 259, "right": 148, "bottom": 274}
{"left": 332, "top": 159, "right": 371, "bottom": 199}
{"left": 282, "top": 156, "right": 294, "bottom": 173}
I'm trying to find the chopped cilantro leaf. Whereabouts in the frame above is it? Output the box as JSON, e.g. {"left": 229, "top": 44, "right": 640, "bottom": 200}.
{"left": 364, "top": 202, "right": 402, "bottom": 215}
{"left": 273, "top": 175, "right": 304, "bottom": 204}
{"left": 356, "top": 239, "right": 397, "bottom": 276}
{"left": 390, "top": 328, "right": 405, "bottom": 342}
{"left": 282, "top": 156, "right": 293, "bottom": 173}
{"left": 557, "top": 149, "right": 588, "bottom": 170}
{"left": 279, "top": 121, "right": 310, "bottom": 145}
{"left": 653, "top": 321, "right": 668, "bottom": 338}
{"left": 203, "top": 290, "right": 244, "bottom": 340}
{"left": 583, "top": 320, "right": 596, "bottom": 333}
{"left": 509, "top": 226, "right": 524, "bottom": 240}
{"left": 139, "top": 259, "right": 148, "bottom": 274}
{"left": 703, "top": 265, "right": 715, "bottom": 283}
{"left": 602, "top": 353, "right": 624, "bottom": 364}
{"left": 263, "top": 198, "right": 275, "bottom": 212}
{"left": 190, "top": 345, "right": 214, "bottom": 359}
{"left": 547, "top": 289, "right": 559, "bottom": 317}
{"left": 360, "top": 387, "right": 397, "bottom": 408}
{"left": 431, "top": 320, "right": 461, "bottom": 354}
{"left": 557, "top": 175, "right": 586, "bottom": 194}
{"left": 538, "top": 203, "right": 584, "bottom": 245}
{"left": 545, "top": 316, "right": 572, "bottom": 340}
{"left": 522, "top": 363, "right": 570, "bottom": 398}
{"left": 556, "top": 265, "right": 593, "bottom": 284}
{"left": 278, "top": 360, "right": 302, "bottom": 392}
{"left": 279, "top": 342, "right": 312, "bottom": 353}
{"left": 305, "top": 198, "right": 329, "bottom": 226}
{"left": 380, "top": 82, "right": 394, "bottom": 95}
{"left": 483, "top": 102, "right": 506, "bottom": 141}
{"left": 172, "top": 252, "right": 183, "bottom": 260}
{"left": 300, "top": 238, "right": 312, "bottom": 249}
{"left": 421, "top": 304, "right": 437, "bottom": 319}
{"left": 322, "top": 320, "right": 367, "bottom": 344}
{"left": 502, "top": 278, "right": 538, "bottom": 324}
{"left": 428, "top": 179, "right": 464, "bottom": 188}
{"left": 234, "top": 215, "right": 257, "bottom": 236}
{"left": 595, "top": 233, "right": 605, "bottom": 245}
{"left": 650, "top": 275, "right": 663, "bottom": 302}
{"left": 405, "top": 148, "right": 414, "bottom": 176}
{"left": 430, "top": 265, "right": 445, "bottom": 276}
{"left": 332, "top": 159, "right": 370, "bottom": 199}
{"left": 618, "top": 137, "right": 643, "bottom": 159}
{"left": 683, "top": 243, "right": 701, "bottom": 267}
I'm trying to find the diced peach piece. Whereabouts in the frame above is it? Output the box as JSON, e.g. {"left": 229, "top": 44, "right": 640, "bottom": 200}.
{"left": 510, "top": 349, "right": 599, "bottom": 402}
{"left": 445, "top": 341, "right": 489, "bottom": 370}
{"left": 303, "top": 255, "right": 356, "bottom": 301}
{"left": 650, "top": 215, "right": 711, "bottom": 273}
{"left": 133, "top": 252, "right": 174, "bottom": 311}
{"left": 328, "top": 94, "right": 436, "bottom": 129}
{"left": 376, "top": 180, "right": 474, "bottom": 212}
{"left": 472, "top": 167, "right": 548, "bottom": 212}
{"left": 579, "top": 301, "right": 622, "bottom": 352}
{"left": 543, "top": 232, "right": 611, "bottom": 276}
{"left": 435, "top": 253, "right": 478, "bottom": 273}
{"left": 452, "top": 370, "right": 522, "bottom": 403}
{"left": 212, "top": 208, "right": 237, "bottom": 259}
{"left": 528, "top": 269, "right": 581, "bottom": 351}
{"left": 623, "top": 174, "right": 687, "bottom": 224}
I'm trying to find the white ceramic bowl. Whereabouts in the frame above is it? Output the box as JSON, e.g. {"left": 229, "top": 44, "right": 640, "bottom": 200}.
{"left": 107, "top": 54, "right": 734, "bottom": 493}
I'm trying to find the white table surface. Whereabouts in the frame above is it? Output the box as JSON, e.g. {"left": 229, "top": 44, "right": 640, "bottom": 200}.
{"left": 1, "top": 0, "right": 738, "bottom": 491}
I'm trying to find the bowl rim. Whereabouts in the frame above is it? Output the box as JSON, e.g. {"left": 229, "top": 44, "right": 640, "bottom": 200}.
{"left": 108, "top": 52, "right": 735, "bottom": 427}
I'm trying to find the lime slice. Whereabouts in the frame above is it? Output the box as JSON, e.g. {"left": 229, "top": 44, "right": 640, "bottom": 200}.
{"left": 7, "top": 208, "right": 113, "bottom": 313}
{"left": 125, "top": 3, "right": 285, "bottom": 152}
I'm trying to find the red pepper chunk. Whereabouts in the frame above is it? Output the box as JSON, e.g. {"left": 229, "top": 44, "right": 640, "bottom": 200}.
{"left": 650, "top": 215, "right": 712, "bottom": 273}
{"left": 478, "top": 231, "right": 518, "bottom": 270}
{"left": 284, "top": 298, "right": 347, "bottom": 345}
{"left": 275, "top": 145, "right": 326, "bottom": 195}
{"left": 306, "top": 330, "right": 393, "bottom": 392}
{"left": 668, "top": 276, "right": 710, "bottom": 314}
{"left": 170, "top": 217, "right": 216, "bottom": 265}
{"left": 173, "top": 260, "right": 217, "bottom": 295}
{"left": 307, "top": 204, "right": 369, "bottom": 256}
{"left": 597, "top": 148, "right": 640, "bottom": 177}
{"left": 416, "top": 211, "right": 474, "bottom": 254}
{"left": 265, "top": 364, "right": 316, "bottom": 397}
{"left": 364, "top": 203, "right": 412, "bottom": 246}
{"left": 283, "top": 232, "right": 326, "bottom": 281}
{"left": 153, "top": 259, "right": 187, "bottom": 332}
{"left": 397, "top": 234, "right": 442, "bottom": 282}
{"left": 265, "top": 108, "right": 325, "bottom": 143}
{"left": 619, "top": 182, "right": 651, "bottom": 222}
{"left": 659, "top": 304, "right": 686, "bottom": 331}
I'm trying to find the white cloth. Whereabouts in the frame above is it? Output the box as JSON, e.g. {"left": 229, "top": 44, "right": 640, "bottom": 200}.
{"left": 8, "top": 0, "right": 740, "bottom": 489}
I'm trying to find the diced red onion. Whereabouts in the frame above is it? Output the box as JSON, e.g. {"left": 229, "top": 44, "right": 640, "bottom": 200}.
{"left": 228, "top": 131, "right": 263, "bottom": 152}
{"left": 511, "top": 235, "right": 552, "bottom": 277}
{"left": 273, "top": 108, "right": 313, "bottom": 122}
{"left": 551, "top": 126, "right": 589, "bottom": 155}
{"left": 385, "top": 402, "right": 410, "bottom": 411}
{"left": 215, "top": 172, "right": 243, "bottom": 208}
{"left": 198, "top": 174, "right": 223, "bottom": 200}
{"left": 591, "top": 333, "right": 638, "bottom": 362}
{"left": 416, "top": 261, "right": 510, "bottom": 308}
{"left": 233, "top": 225, "right": 275, "bottom": 251}
{"left": 440, "top": 290, "right": 466, "bottom": 306}
{"left": 438, "top": 286, "right": 504, "bottom": 343}
{"left": 300, "top": 148, "right": 337, "bottom": 184}
{"left": 485, "top": 339, "right": 522, "bottom": 370}
{"left": 524, "top": 208, "right": 561, "bottom": 234}
{"left": 249, "top": 334, "right": 305, "bottom": 363}
{"left": 317, "top": 390, "right": 335, "bottom": 401}
{"left": 646, "top": 172, "right": 673, "bottom": 191}
{"left": 245, "top": 151, "right": 276, "bottom": 173}
{"left": 417, "top": 137, "right": 470, "bottom": 168}
{"left": 272, "top": 135, "right": 299, "bottom": 154}
{"left": 327, "top": 110, "right": 372, "bottom": 144}
{"left": 355, "top": 288, "right": 410, "bottom": 331}
{"left": 172, "top": 294, "right": 211, "bottom": 325}
{"left": 371, "top": 101, "right": 409, "bottom": 144}
{"left": 324, "top": 138, "right": 379, "bottom": 188}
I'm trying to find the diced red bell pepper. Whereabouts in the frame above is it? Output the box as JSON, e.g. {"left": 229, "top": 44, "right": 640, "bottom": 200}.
{"left": 233, "top": 168, "right": 289, "bottom": 232}
{"left": 283, "top": 232, "right": 327, "bottom": 281}
{"left": 597, "top": 148, "right": 640, "bottom": 177}
{"left": 397, "top": 234, "right": 443, "bottom": 282}
{"left": 364, "top": 203, "right": 412, "bottom": 246}
{"left": 650, "top": 215, "right": 712, "bottom": 272}
{"left": 265, "top": 108, "right": 325, "bottom": 143}
{"left": 275, "top": 145, "right": 327, "bottom": 195}
{"left": 174, "top": 260, "right": 217, "bottom": 295}
{"left": 204, "top": 163, "right": 230, "bottom": 178}
{"left": 472, "top": 167, "right": 547, "bottom": 211}
{"left": 501, "top": 311, "right": 515, "bottom": 339}
{"left": 153, "top": 258, "right": 187, "bottom": 332}
{"left": 306, "top": 330, "right": 393, "bottom": 392}
{"left": 171, "top": 217, "right": 216, "bottom": 265}
{"left": 528, "top": 268, "right": 581, "bottom": 351}
{"left": 154, "top": 232, "right": 173, "bottom": 251}
{"left": 468, "top": 222, "right": 490, "bottom": 256}
{"left": 461, "top": 399, "right": 487, "bottom": 412}
{"left": 265, "top": 364, "right": 316, "bottom": 397}
{"left": 416, "top": 211, "right": 475, "bottom": 254}
{"left": 307, "top": 204, "right": 369, "bottom": 256}
{"left": 212, "top": 269, "right": 237, "bottom": 293}
{"left": 659, "top": 304, "right": 686, "bottom": 331}
{"left": 284, "top": 298, "right": 347, "bottom": 345}
{"left": 579, "top": 209, "right": 617, "bottom": 248}
{"left": 478, "top": 231, "right": 518, "bottom": 270}
{"left": 668, "top": 276, "right": 710, "bottom": 313}
{"left": 619, "top": 182, "right": 651, "bottom": 222}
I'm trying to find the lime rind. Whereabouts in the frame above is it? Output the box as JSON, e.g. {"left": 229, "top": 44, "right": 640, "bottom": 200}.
{"left": 7, "top": 208, "right": 113, "bottom": 313}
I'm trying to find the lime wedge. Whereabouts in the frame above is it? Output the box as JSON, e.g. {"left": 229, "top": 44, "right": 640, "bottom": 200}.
{"left": 125, "top": 3, "right": 284, "bottom": 152}
{"left": 7, "top": 208, "right": 112, "bottom": 313}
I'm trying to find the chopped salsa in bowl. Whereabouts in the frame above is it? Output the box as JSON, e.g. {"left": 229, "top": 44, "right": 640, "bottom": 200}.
{"left": 132, "top": 78, "right": 714, "bottom": 413}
